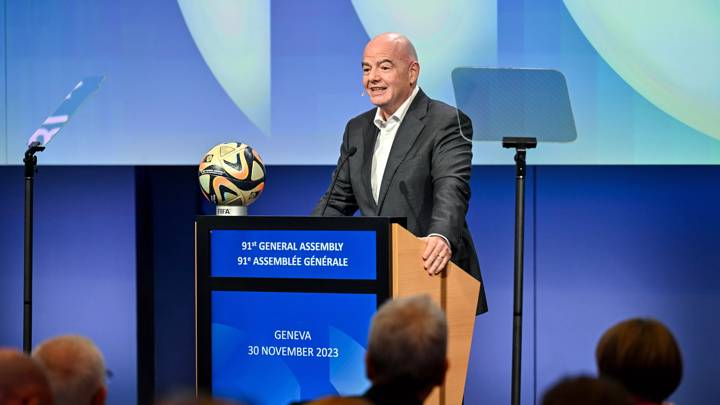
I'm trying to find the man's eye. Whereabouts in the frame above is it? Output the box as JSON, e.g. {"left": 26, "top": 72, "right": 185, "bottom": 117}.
{"left": 380, "top": 65, "right": 391, "bottom": 71}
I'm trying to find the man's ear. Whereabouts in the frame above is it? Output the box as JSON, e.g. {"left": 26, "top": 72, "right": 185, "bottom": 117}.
{"left": 409, "top": 61, "right": 420, "bottom": 86}
{"left": 92, "top": 386, "right": 108, "bottom": 405}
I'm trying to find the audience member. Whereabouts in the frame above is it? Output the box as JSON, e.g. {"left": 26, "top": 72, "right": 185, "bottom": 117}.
{"left": 293, "top": 295, "right": 447, "bottom": 405}
{"left": 596, "top": 318, "right": 683, "bottom": 404}
{"left": 0, "top": 348, "right": 54, "bottom": 405}
{"left": 32, "top": 335, "right": 107, "bottom": 405}
{"left": 362, "top": 294, "right": 448, "bottom": 405}
{"left": 541, "top": 375, "right": 633, "bottom": 405}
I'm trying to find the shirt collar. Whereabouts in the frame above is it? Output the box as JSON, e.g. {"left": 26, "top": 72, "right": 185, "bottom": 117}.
{"left": 373, "top": 86, "right": 420, "bottom": 129}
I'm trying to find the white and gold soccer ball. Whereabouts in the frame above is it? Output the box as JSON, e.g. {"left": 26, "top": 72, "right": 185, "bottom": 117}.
{"left": 198, "top": 142, "right": 266, "bottom": 206}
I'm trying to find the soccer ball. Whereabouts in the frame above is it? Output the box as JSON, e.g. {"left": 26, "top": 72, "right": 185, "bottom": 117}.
{"left": 198, "top": 142, "right": 266, "bottom": 206}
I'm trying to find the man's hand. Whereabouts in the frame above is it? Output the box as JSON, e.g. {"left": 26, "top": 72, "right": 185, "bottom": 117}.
{"left": 420, "top": 235, "right": 451, "bottom": 276}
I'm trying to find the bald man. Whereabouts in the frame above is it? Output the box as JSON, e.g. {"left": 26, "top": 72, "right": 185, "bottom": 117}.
{"left": 314, "top": 33, "right": 487, "bottom": 313}
{"left": 0, "top": 348, "right": 54, "bottom": 405}
{"left": 32, "top": 336, "right": 107, "bottom": 405}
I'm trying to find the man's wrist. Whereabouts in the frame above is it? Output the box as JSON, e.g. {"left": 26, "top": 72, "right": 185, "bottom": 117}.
{"left": 427, "top": 233, "right": 451, "bottom": 252}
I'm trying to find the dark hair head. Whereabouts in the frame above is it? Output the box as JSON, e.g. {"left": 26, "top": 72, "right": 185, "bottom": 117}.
{"left": 596, "top": 318, "right": 683, "bottom": 402}
{"left": 541, "top": 375, "right": 633, "bottom": 405}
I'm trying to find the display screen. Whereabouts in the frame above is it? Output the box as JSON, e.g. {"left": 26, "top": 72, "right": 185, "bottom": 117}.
{"left": 211, "top": 291, "right": 375, "bottom": 404}
{"left": 210, "top": 229, "right": 377, "bottom": 279}
{"left": 4, "top": 1, "right": 718, "bottom": 164}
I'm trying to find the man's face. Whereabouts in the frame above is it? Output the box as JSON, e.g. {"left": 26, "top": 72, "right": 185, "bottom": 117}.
{"left": 362, "top": 38, "right": 418, "bottom": 119}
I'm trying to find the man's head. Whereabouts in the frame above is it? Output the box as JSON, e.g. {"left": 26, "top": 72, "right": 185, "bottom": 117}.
{"left": 595, "top": 318, "right": 683, "bottom": 403}
{"left": 32, "top": 335, "right": 107, "bottom": 405}
{"left": 365, "top": 295, "right": 448, "bottom": 400}
{"left": 541, "top": 376, "right": 633, "bottom": 405}
{"left": 0, "top": 348, "right": 53, "bottom": 405}
{"left": 362, "top": 33, "right": 420, "bottom": 120}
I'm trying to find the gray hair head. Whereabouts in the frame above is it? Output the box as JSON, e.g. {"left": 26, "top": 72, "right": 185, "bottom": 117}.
{"left": 366, "top": 294, "right": 448, "bottom": 391}
{"left": 32, "top": 335, "right": 107, "bottom": 405}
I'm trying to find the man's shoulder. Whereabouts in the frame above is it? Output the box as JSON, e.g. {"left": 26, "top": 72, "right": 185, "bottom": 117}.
{"left": 425, "top": 95, "right": 465, "bottom": 119}
{"left": 347, "top": 107, "right": 376, "bottom": 129}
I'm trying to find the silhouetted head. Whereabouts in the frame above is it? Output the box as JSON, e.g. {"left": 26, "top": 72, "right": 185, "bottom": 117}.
{"left": 32, "top": 335, "right": 107, "bottom": 405}
{"left": 366, "top": 294, "right": 448, "bottom": 401}
{"left": 596, "top": 318, "right": 683, "bottom": 403}
{"left": 541, "top": 375, "right": 633, "bottom": 405}
{"left": 0, "top": 348, "right": 54, "bottom": 405}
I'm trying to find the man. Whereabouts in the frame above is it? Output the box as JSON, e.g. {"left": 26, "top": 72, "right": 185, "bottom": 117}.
{"left": 32, "top": 335, "right": 107, "bottom": 405}
{"left": 0, "top": 348, "right": 54, "bottom": 405}
{"left": 313, "top": 32, "right": 487, "bottom": 313}
{"left": 290, "top": 296, "right": 447, "bottom": 405}
{"left": 362, "top": 295, "right": 448, "bottom": 405}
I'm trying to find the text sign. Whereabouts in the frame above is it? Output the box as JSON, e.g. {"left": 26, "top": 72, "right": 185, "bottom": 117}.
{"left": 212, "top": 291, "right": 374, "bottom": 403}
{"left": 210, "top": 230, "right": 377, "bottom": 279}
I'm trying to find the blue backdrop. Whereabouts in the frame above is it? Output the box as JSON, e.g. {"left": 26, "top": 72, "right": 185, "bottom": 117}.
{"left": 0, "top": 166, "right": 137, "bottom": 405}
{"left": 2, "top": 165, "right": 718, "bottom": 404}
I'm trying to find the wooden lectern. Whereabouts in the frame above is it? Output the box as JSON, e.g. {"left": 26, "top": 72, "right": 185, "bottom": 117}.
{"left": 390, "top": 224, "right": 480, "bottom": 405}
{"left": 196, "top": 216, "right": 480, "bottom": 405}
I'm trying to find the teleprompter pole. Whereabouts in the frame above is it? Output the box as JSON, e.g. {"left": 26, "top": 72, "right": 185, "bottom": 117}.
{"left": 503, "top": 137, "right": 536, "bottom": 405}
{"left": 23, "top": 141, "right": 45, "bottom": 353}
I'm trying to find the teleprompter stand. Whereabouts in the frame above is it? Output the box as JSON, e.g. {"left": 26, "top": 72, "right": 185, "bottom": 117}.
{"left": 21, "top": 76, "right": 104, "bottom": 353}
{"left": 22, "top": 142, "right": 45, "bottom": 353}
{"left": 452, "top": 68, "right": 577, "bottom": 404}
{"left": 503, "top": 136, "right": 536, "bottom": 405}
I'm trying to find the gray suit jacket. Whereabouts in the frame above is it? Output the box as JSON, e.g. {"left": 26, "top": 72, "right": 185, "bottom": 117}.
{"left": 313, "top": 90, "right": 487, "bottom": 314}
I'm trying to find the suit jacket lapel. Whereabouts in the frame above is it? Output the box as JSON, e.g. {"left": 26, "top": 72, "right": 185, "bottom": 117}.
{"left": 362, "top": 119, "right": 379, "bottom": 213}
{"left": 376, "top": 91, "right": 428, "bottom": 212}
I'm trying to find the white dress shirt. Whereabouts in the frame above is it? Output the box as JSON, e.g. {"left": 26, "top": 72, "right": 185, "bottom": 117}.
{"left": 371, "top": 86, "right": 420, "bottom": 202}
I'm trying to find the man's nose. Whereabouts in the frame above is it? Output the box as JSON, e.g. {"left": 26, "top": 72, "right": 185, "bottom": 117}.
{"left": 368, "top": 68, "right": 380, "bottom": 82}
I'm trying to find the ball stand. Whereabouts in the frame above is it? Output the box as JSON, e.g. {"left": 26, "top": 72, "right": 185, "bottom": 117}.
{"left": 216, "top": 205, "right": 248, "bottom": 216}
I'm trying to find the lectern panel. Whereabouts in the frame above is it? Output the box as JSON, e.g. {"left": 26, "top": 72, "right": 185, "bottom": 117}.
{"left": 211, "top": 229, "right": 376, "bottom": 279}
{"left": 196, "top": 216, "right": 403, "bottom": 405}
{"left": 211, "top": 291, "right": 375, "bottom": 404}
